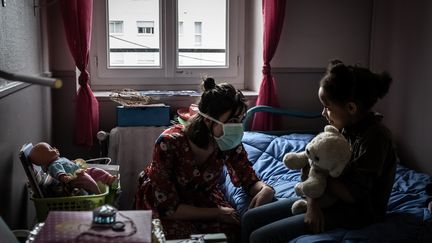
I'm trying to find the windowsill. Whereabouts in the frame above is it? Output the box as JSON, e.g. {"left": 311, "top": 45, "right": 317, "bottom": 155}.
{"left": 94, "top": 90, "right": 258, "bottom": 101}
{"left": 94, "top": 90, "right": 258, "bottom": 110}
{"left": 0, "top": 82, "right": 31, "bottom": 99}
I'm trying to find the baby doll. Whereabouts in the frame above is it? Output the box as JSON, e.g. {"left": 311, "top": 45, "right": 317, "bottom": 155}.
{"left": 29, "top": 142, "right": 116, "bottom": 194}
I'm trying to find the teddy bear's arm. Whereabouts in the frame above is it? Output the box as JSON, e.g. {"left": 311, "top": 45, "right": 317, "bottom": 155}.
{"left": 283, "top": 151, "right": 309, "bottom": 169}
{"left": 299, "top": 167, "right": 328, "bottom": 198}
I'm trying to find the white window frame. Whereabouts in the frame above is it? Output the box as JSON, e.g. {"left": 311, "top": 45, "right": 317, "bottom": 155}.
{"left": 137, "top": 21, "right": 155, "bottom": 35}
{"left": 178, "top": 21, "right": 184, "bottom": 36}
{"left": 90, "top": 0, "right": 244, "bottom": 90}
{"left": 194, "top": 21, "right": 202, "bottom": 46}
{"left": 109, "top": 20, "right": 124, "bottom": 35}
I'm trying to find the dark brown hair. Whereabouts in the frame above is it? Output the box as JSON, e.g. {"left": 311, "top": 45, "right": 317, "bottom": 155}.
{"left": 185, "top": 77, "right": 247, "bottom": 148}
{"left": 320, "top": 59, "right": 392, "bottom": 111}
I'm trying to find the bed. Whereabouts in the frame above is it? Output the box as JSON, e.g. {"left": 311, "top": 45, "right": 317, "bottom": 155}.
{"left": 219, "top": 105, "right": 432, "bottom": 242}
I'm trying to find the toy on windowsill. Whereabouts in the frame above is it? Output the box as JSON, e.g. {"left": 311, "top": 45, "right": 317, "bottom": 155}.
{"left": 29, "top": 142, "right": 117, "bottom": 195}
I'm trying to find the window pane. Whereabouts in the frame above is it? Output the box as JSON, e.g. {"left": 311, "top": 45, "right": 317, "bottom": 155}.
{"left": 194, "top": 22, "right": 202, "bottom": 34}
{"left": 109, "top": 21, "right": 124, "bottom": 34}
{"left": 179, "top": 21, "right": 184, "bottom": 36}
{"left": 108, "top": 0, "right": 160, "bottom": 67}
{"left": 177, "top": 0, "right": 227, "bottom": 67}
{"left": 137, "top": 21, "right": 155, "bottom": 34}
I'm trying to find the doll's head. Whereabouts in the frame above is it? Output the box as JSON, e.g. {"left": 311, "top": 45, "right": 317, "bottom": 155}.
{"left": 29, "top": 142, "right": 60, "bottom": 166}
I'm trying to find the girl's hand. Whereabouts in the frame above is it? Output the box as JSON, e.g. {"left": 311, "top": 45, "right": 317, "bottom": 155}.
{"left": 304, "top": 197, "right": 325, "bottom": 233}
{"left": 216, "top": 206, "right": 240, "bottom": 225}
{"left": 249, "top": 185, "right": 275, "bottom": 208}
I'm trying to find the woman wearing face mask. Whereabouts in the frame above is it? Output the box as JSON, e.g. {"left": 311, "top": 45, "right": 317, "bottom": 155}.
{"left": 135, "top": 77, "right": 275, "bottom": 241}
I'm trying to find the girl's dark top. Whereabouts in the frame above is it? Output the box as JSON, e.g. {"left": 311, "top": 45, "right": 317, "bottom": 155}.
{"left": 324, "top": 112, "right": 397, "bottom": 229}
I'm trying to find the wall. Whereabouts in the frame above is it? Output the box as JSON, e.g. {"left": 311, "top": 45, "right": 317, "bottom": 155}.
{"left": 371, "top": 0, "right": 432, "bottom": 174}
{"left": 245, "top": 0, "right": 373, "bottom": 129}
{"left": 245, "top": 0, "right": 373, "bottom": 105}
{"left": 0, "top": 1, "right": 51, "bottom": 229}
{"left": 245, "top": 0, "right": 432, "bottom": 174}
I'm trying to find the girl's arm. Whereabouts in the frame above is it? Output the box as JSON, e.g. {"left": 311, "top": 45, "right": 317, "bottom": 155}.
{"left": 327, "top": 177, "right": 355, "bottom": 203}
{"left": 304, "top": 197, "right": 324, "bottom": 233}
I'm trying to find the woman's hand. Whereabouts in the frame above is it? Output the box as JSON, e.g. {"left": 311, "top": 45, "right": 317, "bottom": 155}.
{"left": 304, "top": 197, "right": 325, "bottom": 233}
{"left": 216, "top": 206, "right": 240, "bottom": 225}
{"left": 249, "top": 185, "right": 275, "bottom": 208}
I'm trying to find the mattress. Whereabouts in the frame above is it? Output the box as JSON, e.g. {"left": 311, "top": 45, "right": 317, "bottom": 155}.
{"left": 219, "top": 131, "right": 432, "bottom": 242}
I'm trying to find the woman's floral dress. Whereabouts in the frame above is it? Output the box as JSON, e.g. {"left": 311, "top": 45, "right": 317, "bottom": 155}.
{"left": 135, "top": 125, "right": 259, "bottom": 240}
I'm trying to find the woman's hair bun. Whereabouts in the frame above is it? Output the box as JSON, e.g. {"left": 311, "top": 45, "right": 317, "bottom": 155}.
{"left": 376, "top": 71, "right": 392, "bottom": 99}
{"left": 202, "top": 77, "right": 216, "bottom": 91}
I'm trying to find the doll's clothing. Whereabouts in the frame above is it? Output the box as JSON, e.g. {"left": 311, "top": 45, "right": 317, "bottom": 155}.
{"left": 46, "top": 157, "right": 103, "bottom": 194}
{"left": 69, "top": 172, "right": 101, "bottom": 194}
{"left": 86, "top": 167, "right": 116, "bottom": 185}
{"left": 47, "top": 157, "right": 80, "bottom": 179}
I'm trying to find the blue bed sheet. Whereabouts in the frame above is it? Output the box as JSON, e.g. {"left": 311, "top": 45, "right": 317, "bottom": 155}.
{"left": 219, "top": 131, "right": 432, "bottom": 242}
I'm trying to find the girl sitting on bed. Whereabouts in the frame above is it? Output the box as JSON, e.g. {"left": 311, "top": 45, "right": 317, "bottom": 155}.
{"left": 242, "top": 59, "right": 397, "bottom": 243}
{"left": 135, "top": 77, "right": 275, "bottom": 242}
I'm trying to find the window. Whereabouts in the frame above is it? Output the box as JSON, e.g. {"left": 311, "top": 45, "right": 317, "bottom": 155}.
{"left": 137, "top": 21, "right": 154, "bottom": 34}
{"left": 109, "top": 21, "right": 124, "bottom": 34}
{"left": 178, "top": 21, "right": 184, "bottom": 36}
{"left": 193, "top": 21, "right": 202, "bottom": 46}
{"left": 137, "top": 52, "right": 156, "bottom": 65}
{"left": 91, "top": 0, "right": 244, "bottom": 90}
{"left": 110, "top": 53, "right": 125, "bottom": 65}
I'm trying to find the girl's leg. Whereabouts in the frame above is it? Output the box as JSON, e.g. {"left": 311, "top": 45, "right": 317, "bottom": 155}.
{"left": 241, "top": 198, "right": 299, "bottom": 243}
{"left": 249, "top": 214, "right": 309, "bottom": 243}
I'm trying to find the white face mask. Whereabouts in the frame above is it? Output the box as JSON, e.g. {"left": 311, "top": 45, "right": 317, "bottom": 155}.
{"left": 197, "top": 110, "right": 244, "bottom": 151}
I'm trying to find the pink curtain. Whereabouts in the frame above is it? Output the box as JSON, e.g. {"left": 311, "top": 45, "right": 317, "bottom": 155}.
{"left": 61, "top": 0, "right": 99, "bottom": 147}
{"left": 251, "top": 0, "right": 286, "bottom": 131}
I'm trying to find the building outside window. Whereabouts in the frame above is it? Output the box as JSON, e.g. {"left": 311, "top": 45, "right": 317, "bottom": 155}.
{"left": 178, "top": 21, "right": 184, "bottom": 36}
{"left": 194, "top": 21, "right": 202, "bottom": 46}
{"left": 109, "top": 20, "right": 124, "bottom": 34}
{"left": 137, "top": 21, "right": 154, "bottom": 34}
{"left": 91, "top": 0, "right": 244, "bottom": 90}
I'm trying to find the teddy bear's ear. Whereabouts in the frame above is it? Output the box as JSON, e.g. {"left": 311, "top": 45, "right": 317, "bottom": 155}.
{"left": 324, "top": 125, "right": 339, "bottom": 134}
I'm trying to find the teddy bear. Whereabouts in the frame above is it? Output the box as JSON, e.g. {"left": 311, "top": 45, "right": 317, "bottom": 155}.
{"left": 283, "top": 125, "right": 351, "bottom": 214}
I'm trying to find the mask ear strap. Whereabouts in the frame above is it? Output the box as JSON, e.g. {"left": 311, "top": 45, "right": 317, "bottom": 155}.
{"left": 196, "top": 110, "right": 223, "bottom": 125}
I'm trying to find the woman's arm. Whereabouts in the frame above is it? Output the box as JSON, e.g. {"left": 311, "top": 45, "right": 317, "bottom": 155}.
{"left": 248, "top": 181, "right": 275, "bottom": 208}
{"left": 165, "top": 204, "right": 239, "bottom": 224}
{"left": 249, "top": 181, "right": 274, "bottom": 197}
{"left": 223, "top": 145, "right": 275, "bottom": 208}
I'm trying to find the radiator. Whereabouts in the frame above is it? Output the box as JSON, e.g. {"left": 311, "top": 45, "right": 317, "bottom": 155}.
{"left": 105, "top": 126, "right": 167, "bottom": 210}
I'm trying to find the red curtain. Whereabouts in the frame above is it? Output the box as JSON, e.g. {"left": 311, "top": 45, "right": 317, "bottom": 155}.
{"left": 251, "top": 0, "right": 286, "bottom": 131}
{"left": 61, "top": 0, "right": 99, "bottom": 147}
